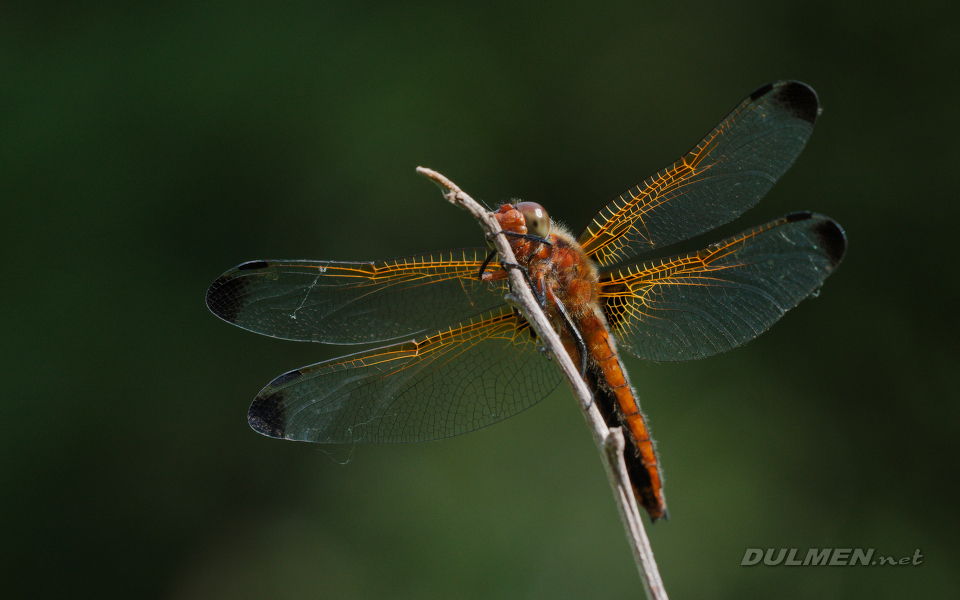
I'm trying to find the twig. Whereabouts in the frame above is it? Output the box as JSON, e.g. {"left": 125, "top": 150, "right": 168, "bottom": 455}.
{"left": 417, "top": 167, "right": 668, "bottom": 600}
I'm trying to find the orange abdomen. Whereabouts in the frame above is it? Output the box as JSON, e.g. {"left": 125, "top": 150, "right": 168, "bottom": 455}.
{"left": 568, "top": 310, "right": 668, "bottom": 521}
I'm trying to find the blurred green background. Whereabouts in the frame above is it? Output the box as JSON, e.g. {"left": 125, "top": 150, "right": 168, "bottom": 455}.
{"left": 4, "top": 1, "right": 958, "bottom": 598}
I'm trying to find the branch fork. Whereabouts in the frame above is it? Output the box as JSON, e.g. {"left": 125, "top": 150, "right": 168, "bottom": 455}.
{"left": 417, "top": 167, "right": 668, "bottom": 600}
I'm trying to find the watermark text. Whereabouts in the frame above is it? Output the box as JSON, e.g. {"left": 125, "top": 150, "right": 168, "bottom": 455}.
{"left": 741, "top": 548, "right": 922, "bottom": 566}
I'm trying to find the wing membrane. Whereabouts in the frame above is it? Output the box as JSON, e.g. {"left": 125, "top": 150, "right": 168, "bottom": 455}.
{"left": 580, "top": 81, "right": 820, "bottom": 268}
{"left": 246, "top": 306, "right": 563, "bottom": 443}
{"left": 599, "top": 213, "right": 846, "bottom": 361}
{"left": 205, "top": 249, "right": 505, "bottom": 344}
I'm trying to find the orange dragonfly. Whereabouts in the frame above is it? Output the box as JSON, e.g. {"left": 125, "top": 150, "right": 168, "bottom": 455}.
{"left": 206, "top": 81, "right": 846, "bottom": 521}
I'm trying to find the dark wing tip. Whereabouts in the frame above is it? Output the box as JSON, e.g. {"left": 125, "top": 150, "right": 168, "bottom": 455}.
{"left": 752, "top": 80, "right": 820, "bottom": 125}
{"left": 785, "top": 211, "right": 847, "bottom": 267}
{"left": 205, "top": 261, "right": 270, "bottom": 323}
{"left": 749, "top": 82, "right": 774, "bottom": 101}
{"left": 811, "top": 217, "right": 847, "bottom": 267}
{"left": 785, "top": 210, "right": 813, "bottom": 223}
{"left": 205, "top": 274, "right": 245, "bottom": 323}
{"left": 248, "top": 369, "right": 302, "bottom": 438}
{"left": 237, "top": 260, "right": 270, "bottom": 271}
{"left": 778, "top": 81, "right": 820, "bottom": 125}
{"left": 248, "top": 390, "right": 289, "bottom": 438}
{"left": 268, "top": 369, "right": 303, "bottom": 387}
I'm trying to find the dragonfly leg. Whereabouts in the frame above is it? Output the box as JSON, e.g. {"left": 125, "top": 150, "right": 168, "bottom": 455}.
{"left": 499, "top": 261, "right": 548, "bottom": 310}
{"left": 477, "top": 250, "right": 498, "bottom": 280}
{"left": 550, "top": 290, "right": 588, "bottom": 380}
{"left": 478, "top": 231, "right": 554, "bottom": 280}
{"left": 501, "top": 230, "right": 553, "bottom": 247}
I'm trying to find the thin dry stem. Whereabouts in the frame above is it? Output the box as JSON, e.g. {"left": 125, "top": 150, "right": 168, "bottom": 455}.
{"left": 417, "top": 166, "right": 668, "bottom": 600}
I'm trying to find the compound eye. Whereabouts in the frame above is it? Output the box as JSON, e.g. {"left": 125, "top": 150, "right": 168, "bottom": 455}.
{"left": 515, "top": 201, "right": 550, "bottom": 238}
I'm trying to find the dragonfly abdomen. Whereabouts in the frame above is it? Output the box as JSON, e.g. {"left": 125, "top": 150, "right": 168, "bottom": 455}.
{"left": 579, "top": 307, "right": 668, "bottom": 522}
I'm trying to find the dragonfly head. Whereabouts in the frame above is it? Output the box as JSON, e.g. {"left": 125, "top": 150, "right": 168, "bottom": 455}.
{"left": 487, "top": 202, "right": 552, "bottom": 249}
{"left": 515, "top": 201, "right": 550, "bottom": 238}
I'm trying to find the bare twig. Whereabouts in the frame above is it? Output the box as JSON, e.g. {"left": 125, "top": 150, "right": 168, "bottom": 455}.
{"left": 417, "top": 167, "right": 668, "bottom": 600}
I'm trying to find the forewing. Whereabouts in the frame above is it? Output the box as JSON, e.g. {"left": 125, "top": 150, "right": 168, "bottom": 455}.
{"left": 580, "top": 81, "right": 820, "bottom": 268}
{"left": 205, "top": 249, "right": 505, "bottom": 344}
{"left": 599, "top": 213, "right": 846, "bottom": 361}
{"left": 247, "top": 306, "right": 564, "bottom": 443}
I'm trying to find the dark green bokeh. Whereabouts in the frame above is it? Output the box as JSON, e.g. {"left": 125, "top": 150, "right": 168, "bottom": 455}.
{"left": 4, "top": 1, "right": 958, "bottom": 598}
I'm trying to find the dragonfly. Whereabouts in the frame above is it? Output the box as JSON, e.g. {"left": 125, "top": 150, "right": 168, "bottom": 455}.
{"left": 206, "top": 81, "right": 846, "bottom": 522}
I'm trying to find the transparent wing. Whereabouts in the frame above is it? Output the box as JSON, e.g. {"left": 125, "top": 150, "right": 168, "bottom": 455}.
{"left": 579, "top": 81, "right": 820, "bottom": 268}
{"left": 599, "top": 212, "right": 846, "bottom": 361}
{"left": 247, "top": 306, "right": 564, "bottom": 443}
{"left": 205, "top": 249, "right": 505, "bottom": 344}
